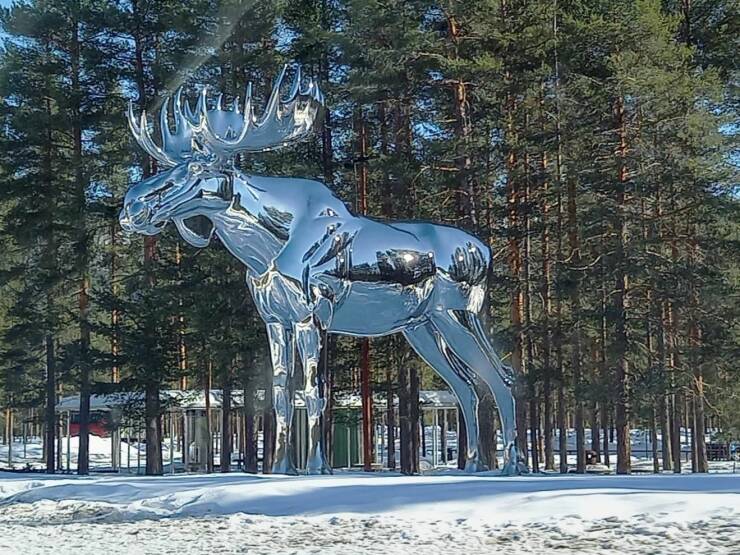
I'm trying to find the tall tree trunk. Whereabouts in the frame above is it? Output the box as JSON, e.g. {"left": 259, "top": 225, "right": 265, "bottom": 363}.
{"left": 205, "top": 358, "right": 213, "bottom": 473}
{"left": 360, "top": 337, "right": 373, "bottom": 471}
{"left": 659, "top": 392, "right": 672, "bottom": 470}
{"left": 656, "top": 191, "right": 673, "bottom": 471}
{"left": 667, "top": 301, "right": 682, "bottom": 473}
{"left": 507, "top": 125, "right": 527, "bottom": 463}
{"left": 692, "top": 374, "right": 707, "bottom": 472}
{"left": 601, "top": 401, "right": 610, "bottom": 467}
{"left": 320, "top": 331, "right": 334, "bottom": 469}
{"left": 399, "top": 363, "right": 412, "bottom": 474}
{"left": 377, "top": 101, "right": 395, "bottom": 471}
{"left": 555, "top": 183, "right": 567, "bottom": 473}
{"left": 599, "top": 253, "right": 610, "bottom": 468}
{"left": 354, "top": 109, "right": 373, "bottom": 472}
{"left": 77, "top": 273, "right": 91, "bottom": 476}
{"left": 144, "top": 378, "right": 163, "bottom": 475}
{"left": 441, "top": 409, "right": 448, "bottom": 464}
{"left": 540, "top": 144, "right": 555, "bottom": 471}
{"left": 613, "top": 96, "right": 631, "bottom": 475}
{"left": 446, "top": 11, "right": 478, "bottom": 230}
{"left": 318, "top": 31, "right": 335, "bottom": 468}
{"left": 410, "top": 366, "right": 420, "bottom": 474}
{"left": 386, "top": 360, "right": 396, "bottom": 470}
{"left": 591, "top": 400, "right": 600, "bottom": 463}
{"left": 552, "top": 4, "right": 567, "bottom": 473}
{"left": 448, "top": 13, "right": 506, "bottom": 469}
{"left": 45, "top": 334, "right": 56, "bottom": 473}
{"left": 176, "top": 243, "right": 188, "bottom": 390}
{"left": 243, "top": 373, "right": 258, "bottom": 473}
{"left": 319, "top": 0, "right": 334, "bottom": 191}
{"left": 392, "top": 82, "right": 418, "bottom": 474}
{"left": 501, "top": 0, "right": 528, "bottom": 462}
{"left": 132, "top": 0, "right": 163, "bottom": 477}
{"left": 69, "top": 9, "right": 91, "bottom": 475}
{"left": 321, "top": 100, "right": 334, "bottom": 189}
{"left": 43, "top": 89, "right": 56, "bottom": 474}
{"left": 689, "top": 246, "right": 708, "bottom": 472}
{"left": 522, "top": 146, "right": 538, "bottom": 472}
{"left": 221, "top": 373, "right": 232, "bottom": 473}
{"left": 143, "top": 233, "right": 162, "bottom": 476}
{"left": 651, "top": 406, "right": 660, "bottom": 473}
{"left": 566, "top": 170, "right": 585, "bottom": 473}
{"left": 111, "top": 222, "right": 120, "bottom": 384}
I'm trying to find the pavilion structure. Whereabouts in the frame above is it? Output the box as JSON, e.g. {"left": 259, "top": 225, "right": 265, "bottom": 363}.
{"left": 47, "top": 389, "right": 466, "bottom": 474}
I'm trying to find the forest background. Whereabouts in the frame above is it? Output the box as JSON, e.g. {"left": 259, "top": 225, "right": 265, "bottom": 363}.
{"left": 0, "top": 0, "right": 737, "bottom": 476}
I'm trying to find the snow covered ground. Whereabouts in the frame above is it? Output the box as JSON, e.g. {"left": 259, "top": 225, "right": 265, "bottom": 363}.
{"left": 1, "top": 470, "right": 739, "bottom": 553}
{"left": 2, "top": 426, "right": 734, "bottom": 473}
{"left": 2, "top": 429, "right": 738, "bottom": 553}
{"left": 0, "top": 435, "right": 181, "bottom": 472}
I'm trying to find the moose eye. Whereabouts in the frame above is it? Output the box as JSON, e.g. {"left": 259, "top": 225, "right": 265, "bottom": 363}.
{"left": 188, "top": 162, "right": 203, "bottom": 175}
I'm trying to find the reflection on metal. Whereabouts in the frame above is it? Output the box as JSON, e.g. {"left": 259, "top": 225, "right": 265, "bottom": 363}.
{"left": 121, "top": 65, "right": 527, "bottom": 475}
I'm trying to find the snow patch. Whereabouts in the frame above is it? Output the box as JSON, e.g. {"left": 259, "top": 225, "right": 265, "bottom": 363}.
{"left": 1, "top": 471, "right": 739, "bottom": 553}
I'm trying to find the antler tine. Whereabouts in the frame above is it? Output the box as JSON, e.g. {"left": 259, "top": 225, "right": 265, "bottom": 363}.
{"left": 243, "top": 82, "right": 254, "bottom": 124}
{"left": 159, "top": 97, "right": 172, "bottom": 146}
{"left": 258, "top": 64, "right": 288, "bottom": 126}
{"left": 127, "top": 100, "right": 141, "bottom": 137}
{"left": 287, "top": 64, "right": 301, "bottom": 101}
{"left": 145, "top": 64, "right": 324, "bottom": 162}
{"left": 173, "top": 87, "right": 187, "bottom": 132}
{"left": 198, "top": 85, "right": 210, "bottom": 127}
{"left": 127, "top": 101, "right": 178, "bottom": 167}
{"left": 195, "top": 87, "right": 207, "bottom": 120}
{"left": 140, "top": 109, "right": 179, "bottom": 167}
{"left": 311, "top": 76, "right": 325, "bottom": 104}
{"left": 183, "top": 95, "right": 196, "bottom": 124}
{"left": 195, "top": 85, "right": 229, "bottom": 156}
{"left": 127, "top": 65, "right": 324, "bottom": 167}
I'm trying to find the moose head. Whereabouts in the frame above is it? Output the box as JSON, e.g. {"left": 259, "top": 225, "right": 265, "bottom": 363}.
{"left": 119, "top": 66, "right": 324, "bottom": 247}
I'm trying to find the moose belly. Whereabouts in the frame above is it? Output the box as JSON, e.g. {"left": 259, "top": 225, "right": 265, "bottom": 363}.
{"left": 327, "top": 277, "right": 434, "bottom": 336}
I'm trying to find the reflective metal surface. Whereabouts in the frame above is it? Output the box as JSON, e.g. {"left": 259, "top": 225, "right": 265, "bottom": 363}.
{"left": 121, "top": 66, "right": 527, "bottom": 475}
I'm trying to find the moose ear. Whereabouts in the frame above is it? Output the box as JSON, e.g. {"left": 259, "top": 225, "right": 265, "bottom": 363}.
{"left": 174, "top": 215, "right": 213, "bottom": 248}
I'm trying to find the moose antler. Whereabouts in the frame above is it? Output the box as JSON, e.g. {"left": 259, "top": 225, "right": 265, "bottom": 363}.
{"left": 127, "top": 65, "right": 324, "bottom": 168}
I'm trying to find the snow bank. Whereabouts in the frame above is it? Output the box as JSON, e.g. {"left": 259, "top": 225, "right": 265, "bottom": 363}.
{"left": 2, "top": 471, "right": 739, "bottom": 553}
{"left": 2, "top": 471, "right": 739, "bottom": 525}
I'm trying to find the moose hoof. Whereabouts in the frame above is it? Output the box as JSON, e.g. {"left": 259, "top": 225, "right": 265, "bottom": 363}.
{"left": 305, "top": 463, "right": 333, "bottom": 475}
{"left": 305, "top": 451, "right": 333, "bottom": 475}
{"left": 464, "top": 459, "right": 488, "bottom": 473}
{"left": 272, "top": 457, "right": 299, "bottom": 476}
{"left": 501, "top": 460, "right": 529, "bottom": 476}
{"left": 501, "top": 443, "right": 529, "bottom": 476}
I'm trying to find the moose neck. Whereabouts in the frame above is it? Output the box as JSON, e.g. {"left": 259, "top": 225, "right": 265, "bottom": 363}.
{"left": 209, "top": 170, "right": 293, "bottom": 276}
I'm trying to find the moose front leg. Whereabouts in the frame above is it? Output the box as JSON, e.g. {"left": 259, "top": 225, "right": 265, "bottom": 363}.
{"left": 266, "top": 322, "right": 298, "bottom": 475}
{"left": 295, "top": 318, "right": 332, "bottom": 474}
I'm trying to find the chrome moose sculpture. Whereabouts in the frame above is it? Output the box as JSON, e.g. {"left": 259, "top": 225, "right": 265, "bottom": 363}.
{"left": 120, "top": 66, "right": 527, "bottom": 475}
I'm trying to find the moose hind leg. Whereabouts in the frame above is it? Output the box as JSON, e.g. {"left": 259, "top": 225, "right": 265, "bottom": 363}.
{"left": 295, "top": 318, "right": 332, "bottom": 474}
{"left": 403, "top": 322, "right": 484, "bottom": 472}
{"left": 430, "top": 310, "right": 528, "bottom": 475}
{"left": 267, "top": 322, "right": 298, "bottom": 475}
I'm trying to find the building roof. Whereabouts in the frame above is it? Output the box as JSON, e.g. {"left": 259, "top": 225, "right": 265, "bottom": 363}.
{"left": 55, "top": 389, "right": 459, "bottom": 413}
